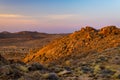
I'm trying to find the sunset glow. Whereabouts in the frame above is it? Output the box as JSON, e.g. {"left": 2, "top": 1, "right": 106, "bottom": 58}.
{"left": 0, "top": 0, "right": 120, "bottom": 33}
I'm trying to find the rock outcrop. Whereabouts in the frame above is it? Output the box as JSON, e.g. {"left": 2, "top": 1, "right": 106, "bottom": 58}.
{"left": 24, "top": 26, "right": 120, "bottom": 64}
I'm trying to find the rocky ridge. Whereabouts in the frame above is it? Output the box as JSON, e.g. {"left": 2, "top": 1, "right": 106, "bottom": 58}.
{"left": 24, "top": 26, "right": 120, "bottom": 64}
{"left": 23, "top": 26, "right": 120, "bottom": 80}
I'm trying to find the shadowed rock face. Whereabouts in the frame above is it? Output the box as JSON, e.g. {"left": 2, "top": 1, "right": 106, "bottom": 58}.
{"left": 0, "top": 55, "right": 9, "bottom": 66}
{"left": 23, "top": 26, "right": 120, "bottom": 64}
{"left": 0, "top": 55, "right": 60, "bottom": 80}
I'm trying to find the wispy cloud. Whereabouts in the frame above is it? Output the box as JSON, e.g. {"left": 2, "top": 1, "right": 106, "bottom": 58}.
{"left": 0, "top": 14, "right": 24, "bottom": 18}
{"left": 44, "top": 14, "right": 78, "bottom": 20}
{"left": 0, "top": 14, "right": 38, "bottom": 26}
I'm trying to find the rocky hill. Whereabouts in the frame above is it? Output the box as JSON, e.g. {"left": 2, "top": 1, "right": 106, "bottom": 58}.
{"left": 24, "top": 26, "right": 120, "bottom": 64}
{"left": 23, "top": 26, "right": 120, "bottom": 80}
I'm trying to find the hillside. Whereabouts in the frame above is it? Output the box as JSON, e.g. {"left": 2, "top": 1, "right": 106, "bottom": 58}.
{"left": 24, "top": 26, "right": 120, "bottom": 64}
{"left": 22, "top": 26, "right": 120, "bottom": 80}
{"left": 0, "top": 26, "right": 120, "bottom": 80}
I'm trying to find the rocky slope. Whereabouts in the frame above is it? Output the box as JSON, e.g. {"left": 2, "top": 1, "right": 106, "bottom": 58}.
{"left": 24, "top": 26, "right": 120, "bottom": 64}
{"left": 23, "top": 26, "right": 120, "bottom": 80}
{"left": 1, "top": 47, "right": 120, "bottom": 80}
{"left": 1, "top": 26, "right": 120, "bottom": 80}
{"left": 0, "top": 55, "right": 60, "bottom": 80}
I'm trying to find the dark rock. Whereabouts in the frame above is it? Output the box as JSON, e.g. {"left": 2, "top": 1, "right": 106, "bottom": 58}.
{"left": 28, "top": 62, "right": 44, "bottom": 71}
{"left": 117, "top": 74, "right": 120, "bottom": 79}
{"left": 81, "top": 66, "right": 93, "bottom": 73}
{"left": 99, "top": 69, "right": 115, "bottom": 78}
{"left": 0, "top": 65, "right": 22, "bottom": 79}
{"left": 0, "top": 55, "right": 9, "bottom": 66}
{"left": 18, "top": 71, "right": 42, "bottom": 80}
{"left": 95, "top": 56, "right": 108, "bottom": 63}
{"left": 0, "top": 65, "right": 13, "bottom": 75}
{"left": 43, "top": 73, "right": 59, "bottom": 80}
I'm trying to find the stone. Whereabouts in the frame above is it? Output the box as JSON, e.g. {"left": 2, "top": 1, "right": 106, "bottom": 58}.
{"left": 0, "top": 65, "right": 13, "bottom": 75}
{"left": 58, "top": 70, "right": 71, "bottom": 76}
{"left": 43, "top": 73, "right": 59, "bottom": 80}
{"left": 17, "top": 65, "right": 29, "bottom": 72}
{"left": 28, "top": 62, "right": 44, "bottom": 71}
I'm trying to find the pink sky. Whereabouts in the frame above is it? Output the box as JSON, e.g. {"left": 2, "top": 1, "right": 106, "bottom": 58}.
{"left": 0, "top": 0, "right": 120, "bottom": 33}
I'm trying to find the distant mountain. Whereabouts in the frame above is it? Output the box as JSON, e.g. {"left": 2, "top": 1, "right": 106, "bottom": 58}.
{"left": 0, "top": 31, "right": 48, "bottom": 39}
{"left": 0, "top": 31, "right": 67, "bottom": 47}
{"left": 24, "top": 26, "right": 120, "bottom": 64}
{"left": 0, "top": 31, "right": 67, "bottom": 60}
{"left": 1, "top": 31, "right": 11, "bottom": 34}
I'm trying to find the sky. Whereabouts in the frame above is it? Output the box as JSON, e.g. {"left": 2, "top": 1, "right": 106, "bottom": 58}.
{"left": 0, "top": 0, "right": 120, "bottom": 33}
